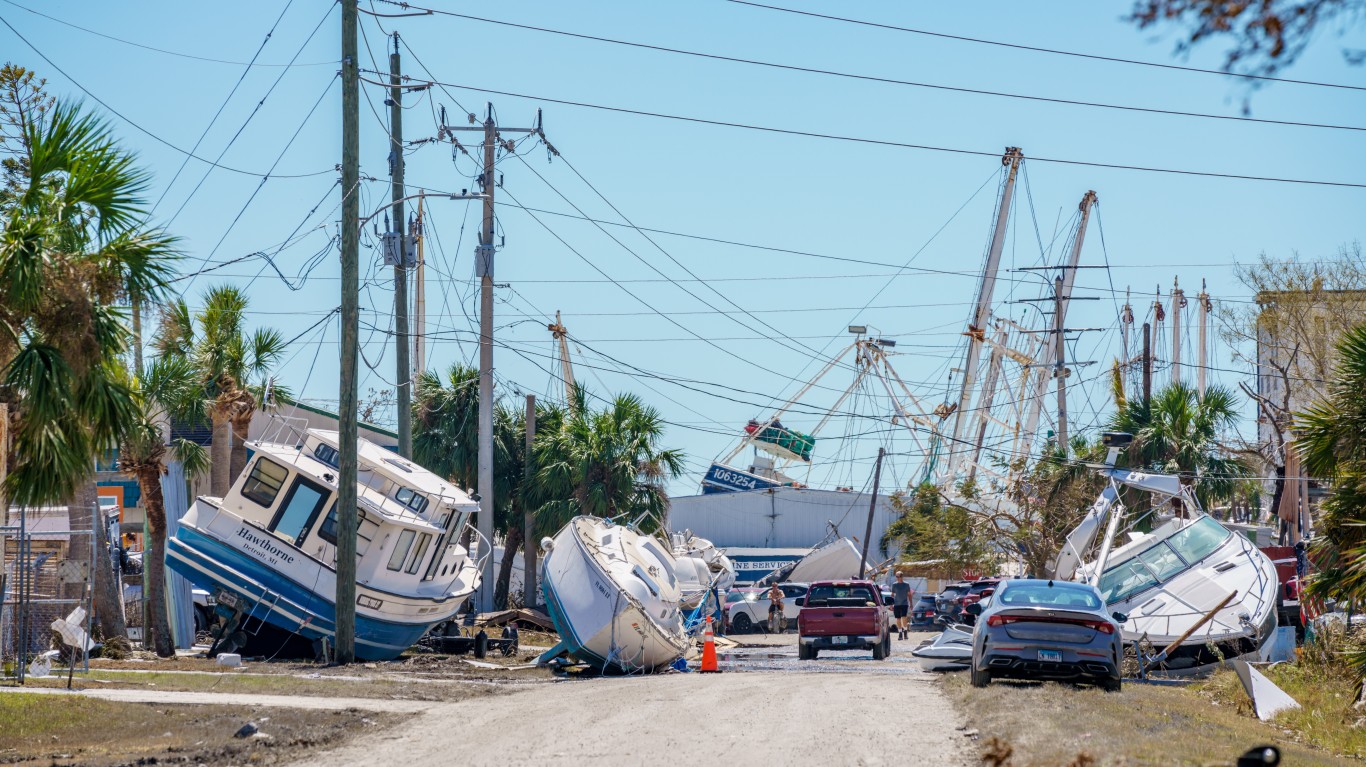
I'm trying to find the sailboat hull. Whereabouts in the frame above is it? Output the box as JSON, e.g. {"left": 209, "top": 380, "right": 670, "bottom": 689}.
{"left": 540, "top": 517, "right": 689, "bottom": 673}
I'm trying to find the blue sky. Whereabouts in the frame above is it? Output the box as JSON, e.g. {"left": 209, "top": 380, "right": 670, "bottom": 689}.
{"left": 3, "top": 1, "right": 1362, "bottom": 494}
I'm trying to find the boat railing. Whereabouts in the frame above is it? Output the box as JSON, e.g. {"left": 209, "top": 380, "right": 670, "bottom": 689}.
{"left": 257, "top": 414, "right": 311, "bottom": 450}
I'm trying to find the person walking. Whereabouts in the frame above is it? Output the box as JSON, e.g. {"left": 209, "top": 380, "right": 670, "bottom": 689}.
{"left": 891, "top": 572, "right": 913, "bottom": 640}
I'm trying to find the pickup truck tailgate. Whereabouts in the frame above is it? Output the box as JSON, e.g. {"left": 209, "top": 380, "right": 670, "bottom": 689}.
{"left": 801, "top": 607, "right": 880, "bottom": 636}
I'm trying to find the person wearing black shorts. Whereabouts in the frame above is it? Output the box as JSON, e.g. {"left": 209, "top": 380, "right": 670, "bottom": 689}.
{"left": 890, "top": 573, "right": 912, "bottom": 640}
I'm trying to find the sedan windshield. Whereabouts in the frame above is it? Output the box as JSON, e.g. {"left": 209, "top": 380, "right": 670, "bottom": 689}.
{"left": 998, "top": 583, "right": 1102, "bottom": 610}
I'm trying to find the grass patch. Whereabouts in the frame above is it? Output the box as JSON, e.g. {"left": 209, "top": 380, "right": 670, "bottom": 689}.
{"left": 1199, "top": 625, "right": 1366, "bottom": 759}
{"left": 0, "top": 692, "right": 389, "bottom": 766}
{"left": 946, "top": 673, "right": 1352, "bottom": 766}
{"left": 10, "top": 667, "right": 507, "bottom": 701}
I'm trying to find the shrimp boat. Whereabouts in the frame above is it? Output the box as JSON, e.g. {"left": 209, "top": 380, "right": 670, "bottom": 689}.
{"left": 1053, "top": 433, "right": 1279, "bottom": 673}
{"left": 165, "top": 421, "right": 486, "bottom": 661}
{"left": 538, "top": 516, "right": 691, "bottom": 673}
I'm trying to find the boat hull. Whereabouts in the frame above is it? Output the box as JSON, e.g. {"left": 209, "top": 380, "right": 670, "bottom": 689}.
{"left": 166, "top": 503, "right": 476, "bottom": 662}
{"left": 540, "top": 517, "right": 689, "bottom": 673}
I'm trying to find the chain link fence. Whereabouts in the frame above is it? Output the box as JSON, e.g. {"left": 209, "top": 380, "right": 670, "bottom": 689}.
{"left": 1, "top": 505, "right": 96, "bottom": 680}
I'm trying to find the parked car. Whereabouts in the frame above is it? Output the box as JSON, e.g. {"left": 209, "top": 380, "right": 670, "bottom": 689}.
{"left": 935, "top": 581, "right": 973, "bottom": 622}
{"left": 957, "top": 578, "right": 1004, "bottom": 611}
{"left": 797, "top": 580, "right": 892, "bottom": 660}
{"left": 967, "top": 578, "right": 1123, "bottom": 692}
{"left": 910, "top": 594, "right": 939, "bottom": 626}
{"left": 725, "top": 583, "right": 809, "bottom": 633}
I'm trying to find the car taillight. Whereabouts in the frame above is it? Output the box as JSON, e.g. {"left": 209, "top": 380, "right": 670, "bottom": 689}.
{"left": 1286, "top": 578, "right": 1300, "bottom": 600}
{"left": 987, "top": 614, "right": 1114, "bottom": 633}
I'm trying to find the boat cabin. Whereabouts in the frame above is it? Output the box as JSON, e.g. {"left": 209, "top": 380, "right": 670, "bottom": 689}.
{"left": 1094, "top": 515, "right": 1233, "bottom": 605}
{"left": 211, "top": 429, "right": 479, "bottom": 591}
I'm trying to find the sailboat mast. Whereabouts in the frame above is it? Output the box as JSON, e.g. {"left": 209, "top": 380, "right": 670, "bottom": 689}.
{"left": 945, "top": 147, "right": 1023, "bottom": 479}
{"left": 1171, "top": 278, "right": 1184, "bottom": 386}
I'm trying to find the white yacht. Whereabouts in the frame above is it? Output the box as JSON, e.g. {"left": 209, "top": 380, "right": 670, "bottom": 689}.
{"left": 166, "top": 423, "right": 485, "bottom": 661}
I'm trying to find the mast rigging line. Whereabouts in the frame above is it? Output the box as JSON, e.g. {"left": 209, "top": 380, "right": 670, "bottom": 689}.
{"left": 725, "top": 0, "right": 1366, "bottom": 93}
{"left": 0, "top": 13, "right": 337, "bottom": 180}
{"left": 379, "top": 1, "right": 1366, "bottom": 133}
{"left": 361, "top": 74, "right": 1366, "bottom": 189}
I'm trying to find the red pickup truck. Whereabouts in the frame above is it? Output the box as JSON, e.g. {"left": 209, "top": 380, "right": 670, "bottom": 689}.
{"left": 796, "top": 580, "right": 892, "bottom": 660}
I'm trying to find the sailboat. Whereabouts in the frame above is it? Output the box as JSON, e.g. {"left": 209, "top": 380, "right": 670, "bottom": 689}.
{"left": 1053, "top": 432, "right": 1279, "bottom": 673}
{"left": 538, "top": 516, "right": 691, "bottom": 673}
{"left": 165, "top": 422, "right": 485, "bottom": 661}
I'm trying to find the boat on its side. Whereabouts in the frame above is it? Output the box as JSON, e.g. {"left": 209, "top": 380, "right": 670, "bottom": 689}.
{"left": 671, "top": 530, "right": 736, "bottom": 608}
{"left": 539, "top": 517, "right": 690, "bottom": 673}
{"left": 165, "top": 425, "right": 485, "bottom": 661}
{"left": 758, "top": 536, "right": 866, "bottom": 586}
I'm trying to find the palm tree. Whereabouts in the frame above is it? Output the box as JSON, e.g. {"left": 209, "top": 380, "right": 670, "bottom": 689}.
{"left": 411, "top": 364, "right": 567, "bottom": 608}
{"left": 1297, "top": 325, "right": 1366, "bottom": 640}
{"left": 156, "top": 286, "right": 286, "bottom": 496}
{"left": 0, "top": 100, "right": 177, "bottom": 639}
{"left": 532, "top": 388, "right": 685, "bottom": 533}
{"left": 1108, "top": 381, "right": 1249, "bottom": 509}
{"left": 118, "top": 356, "right": 208, "bottom": 656}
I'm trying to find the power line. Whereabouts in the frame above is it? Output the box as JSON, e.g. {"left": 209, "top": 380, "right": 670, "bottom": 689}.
{"left": 0, "top": 13, "right": 335, "bottom": 180}
{"left": 365, "top": 73, "right": 1366, "bottom": 189}
{"left": 0, "top": 0, "right": 334, "bottom": 68}
{"left": 726, "top": 0, "right": 1366, "bottom": 93}
{"left": 383, "top": 1, "right": 1366, "bottom": 133}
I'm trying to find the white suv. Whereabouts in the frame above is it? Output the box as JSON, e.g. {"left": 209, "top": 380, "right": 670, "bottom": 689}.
{"left": 725, "top": 583, "right": 809, "bottom": 633}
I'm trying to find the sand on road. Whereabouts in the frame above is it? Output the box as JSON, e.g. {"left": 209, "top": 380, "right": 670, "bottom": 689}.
{"left": 289, "top": 654, "right": 971, "bottom": 766}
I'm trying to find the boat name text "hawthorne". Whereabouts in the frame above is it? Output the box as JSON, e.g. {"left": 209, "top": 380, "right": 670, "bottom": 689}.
{"left": 237, "top": 527, "right": 296, "bottom": 565}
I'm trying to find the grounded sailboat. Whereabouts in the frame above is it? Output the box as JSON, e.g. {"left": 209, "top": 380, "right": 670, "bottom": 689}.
{"left": 538, "top": 516, "right": 691, "bottom": 673}
{"left": 166, "top": 423, "right": 485, "bottom": 661}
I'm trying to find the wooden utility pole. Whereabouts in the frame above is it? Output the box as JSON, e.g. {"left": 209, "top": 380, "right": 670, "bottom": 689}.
{"left": 389, "top": 33, "right": 412, "bottom": 458}
{"left": 336, "top": 0, "right": 360, "bottom": 665}
{"left": 1170, "top": 279, "right": 1184, "bottom": 386}
{"left": 1053, "top": 275, "right": 1068, "bottom": 452}
{"left": 0, "top": 403, "right": 8, "bottom": 526}
{"left": 523, "top": 394, "right": 537, "bottom": 609}
{"left": 413, "top": 192, "right": 426, "bottom": 379}
{"left": 1196, "top": 280, "right": 1209, "bottom": 398}
{"left": 858, "top": 447, "right": 885, "bottom": 579}
{"left": 1142, "top": 322, "right": 1152, "bottom": 403}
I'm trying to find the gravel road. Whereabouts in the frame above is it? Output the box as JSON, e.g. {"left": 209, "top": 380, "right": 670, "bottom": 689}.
{"left": 290, "top": 632, "right": 972, "bottom": 767}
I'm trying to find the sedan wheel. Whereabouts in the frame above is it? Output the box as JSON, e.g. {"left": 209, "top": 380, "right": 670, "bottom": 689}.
{"left": 1102, "top": 675, "right": 1122, "bottom": 693}
{"left": 730, "top": 613, "right": 753, "bottom": 634}
{"left": 970, "top": 665, "right": 992, "bottom": 688}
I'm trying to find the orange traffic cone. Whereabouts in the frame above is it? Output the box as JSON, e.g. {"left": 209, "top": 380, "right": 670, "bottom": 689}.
{"left": 700, "top": 615, "right": 720, "bottom": 673}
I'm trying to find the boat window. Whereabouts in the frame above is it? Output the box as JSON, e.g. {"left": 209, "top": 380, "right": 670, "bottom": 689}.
{"left": 406, "top": 533, "right": 432, "bottom": 574}
{"left": 268, "top": 477, "right": 330, "bottom": 546}
{"left": 313, "top": 443, "right": 340, "bottom": 469}
{"left": 387, "top": 529, "right": 416, "bottom": 571}
{"left": 316, "top": 503, "right": 338, "bottom": 545}
{"left": 1166, "top": 517, "right": 1230, "bottom": 565}
{"left": 394, "top": 486, "right": 430, "bottom": 515}
{"left": 241, "top": 459, "right": 288, "bottom": 508}
{"left": 1098, "top": 560, "right": 1158, "bottom": 604}
{"left": 1137, "top": 542, "right": 1186, "bottom": 581}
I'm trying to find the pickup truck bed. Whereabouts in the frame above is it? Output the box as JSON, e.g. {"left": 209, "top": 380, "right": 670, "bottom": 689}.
{"left": 797, "top": 580, "right": 891, "bottom": 660}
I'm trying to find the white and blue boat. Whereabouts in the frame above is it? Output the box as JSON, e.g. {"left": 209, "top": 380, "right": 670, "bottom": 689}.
{"left": 166, "top": 424, "right": 485, "bottom": 661}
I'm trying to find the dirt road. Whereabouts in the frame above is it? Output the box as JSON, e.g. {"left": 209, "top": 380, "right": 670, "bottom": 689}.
{"left": 290, "top": 632, "right": 971, "bottom": 767}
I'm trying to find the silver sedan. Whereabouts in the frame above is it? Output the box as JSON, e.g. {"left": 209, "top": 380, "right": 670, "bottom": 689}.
{"left": 967, "top": 579, "right": 1124, "bottom": 692}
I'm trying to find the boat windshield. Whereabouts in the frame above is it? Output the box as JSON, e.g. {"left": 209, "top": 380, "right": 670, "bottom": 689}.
{"left": 1098, "top": 516, "right": 1233, "bottom": 603}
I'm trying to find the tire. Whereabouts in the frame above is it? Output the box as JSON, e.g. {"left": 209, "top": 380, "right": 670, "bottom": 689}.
{"left": 884, "top": 634, "right": 892, "bottom": 657}
{"left": 731, "top": 613, "right": 753, "bottom": 634}
{"left": 872, "top": 636, "right": 887, "bottom": 660}
{"left": 1102, "top": 675, "right": 1122, "bottom": 693}
{"left": 970, "top": 665, "right": 992, "bottom": 688}
{"left": 808, "top": 647, "right": 818, "bottom": 660}
{"left": 798, "top": 644, "right": 811, "bottom": 661}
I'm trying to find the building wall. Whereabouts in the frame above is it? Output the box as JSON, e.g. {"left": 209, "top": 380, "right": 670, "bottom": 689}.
{"left": 669, "top": 486, "right": 900, "bottom": 557}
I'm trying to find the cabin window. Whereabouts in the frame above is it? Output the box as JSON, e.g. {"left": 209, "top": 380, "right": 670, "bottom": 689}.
{"left": 387, "top": 529, "right": 416, "bottom": 571}
{"left": 1137, "top": 542, "right": 1186, "bottom": 581}
{"left": 313, "top": 443, "right": 340, "bottom": 469}
{"left": 242, "top": 459, "right": 288, "bottom": 508}
{"left": 1166, "top": 517, "right": 1230, "bottom": 565}
{"left": 1098, "top": 559, "right": 1158, "bottom": 604}
{"left": 269, "top": 477, "right": 330, "bottom": 546}
{"left": 316, "top": 503, "right": 338, "bottom": 545}
{"left": 394, "top": 486, "right": 429, "bottom": 515}
{"left": 406, "top": 533, "right": 432, "bottom": 574}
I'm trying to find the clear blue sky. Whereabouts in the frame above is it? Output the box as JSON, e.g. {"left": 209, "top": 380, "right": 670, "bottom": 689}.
{"left": 3, "top": 1, "right": 1362, "bottom": 494}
